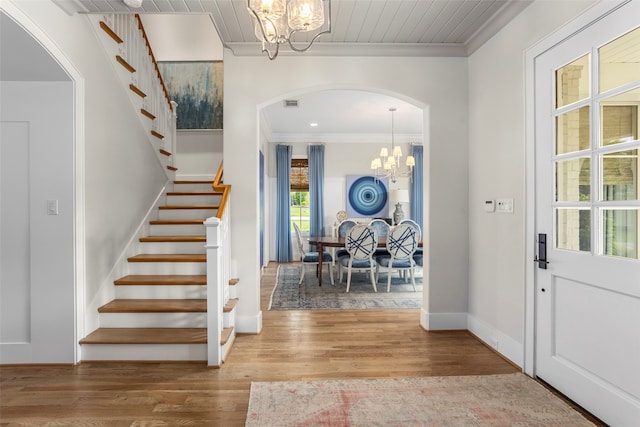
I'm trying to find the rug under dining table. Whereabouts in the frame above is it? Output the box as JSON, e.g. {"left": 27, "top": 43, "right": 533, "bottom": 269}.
{"left": 269, "top": 264, "right": 422, "bottom": 310}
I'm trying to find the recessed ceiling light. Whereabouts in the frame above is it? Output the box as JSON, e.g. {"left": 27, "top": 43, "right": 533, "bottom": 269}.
{"left": 310, "top": 123, "right": 319, "bottom": 127}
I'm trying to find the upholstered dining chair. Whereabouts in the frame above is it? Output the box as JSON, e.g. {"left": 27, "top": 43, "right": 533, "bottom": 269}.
{"left": 399, "top": 218, "right": 423, "bottom": 267}
{"left": 293, "top": 223, "right": 334, "bottom": 285}
{"left": 339, "top": 224, "right": 379, "bottom": 292}
{"left": 376, "top": 223, "right": 419, "bottom": 292}
{"left": 369, "top": 218, "right": 391, "bottom": 258}
{"left": 335, "top": 219, "right": 357, "bottom": 281}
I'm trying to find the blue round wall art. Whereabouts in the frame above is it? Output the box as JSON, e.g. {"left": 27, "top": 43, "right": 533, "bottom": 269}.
{"left": 346, "top": 175, "right": 389, "bottom": 217}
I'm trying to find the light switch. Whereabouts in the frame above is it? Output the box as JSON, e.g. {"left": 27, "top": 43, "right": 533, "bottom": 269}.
{"left": 47, "top": 200, "right": 59, "bottom": 215}
{"left": 496, "top": 198, "right": 514, "bottom": 213}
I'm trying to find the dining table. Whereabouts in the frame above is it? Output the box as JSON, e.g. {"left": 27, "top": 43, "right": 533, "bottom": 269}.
{"left": 307, "top": 236, "right": 422, "bottom": 286}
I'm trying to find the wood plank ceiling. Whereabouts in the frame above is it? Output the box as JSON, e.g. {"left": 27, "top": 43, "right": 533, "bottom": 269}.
{"left": 69, "top": 0, "right": 533, "bottom": 57}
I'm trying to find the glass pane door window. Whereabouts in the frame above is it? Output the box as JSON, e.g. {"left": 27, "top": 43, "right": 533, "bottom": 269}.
{"left": 553, "top": 26, "right": 640, "bottom": 260}
{"left": 291, "top": 191, "right": 310, "bottom": 232}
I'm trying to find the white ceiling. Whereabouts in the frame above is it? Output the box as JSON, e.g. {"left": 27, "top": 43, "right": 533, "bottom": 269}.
{"left": 15, "top": 0, "right": 536, "bottom": 142}
{"left": 67, "top": 0, "right": 533, "bottom": 57}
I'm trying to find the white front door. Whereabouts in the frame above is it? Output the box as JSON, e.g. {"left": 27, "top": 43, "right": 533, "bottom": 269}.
{"left": 534, "top": 4, "right": 640, "bottom": 425}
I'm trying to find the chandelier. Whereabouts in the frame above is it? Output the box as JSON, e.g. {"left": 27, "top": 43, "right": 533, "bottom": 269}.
{"left": 247, "top": 0, "right": 332, "bottom": 60}
{"left": 371, "top": 108, "right": 415, "bottom": 183}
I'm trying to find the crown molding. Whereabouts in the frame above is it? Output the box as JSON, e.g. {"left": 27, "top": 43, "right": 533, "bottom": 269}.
{"left": 226, "top": 42, "right": 468, "bottom": 58}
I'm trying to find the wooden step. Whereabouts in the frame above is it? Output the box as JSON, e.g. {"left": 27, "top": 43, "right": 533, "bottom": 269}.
{"left": 166, "top": 191, "right": 222, "bottom": 196}
{"left": 223, "top": 298, "right": 238, "bottom": 313}
{"left": 174, "top": 181, "right": 213, "bottom": 185}
{"left": 229, "top": 278, "right": 240, "bottom": 286}
{"left": 149, "top": 219, "right": 205, "bottom": 225}
{"left": 139, "top": 235, "right": 205, "bottom": 243}
{"left": 221, "top": 327, "right": 234, "bottom": 346}
{"left": 98, "top": 299, "right": 206, "bottom": 313}
{"left": 114, "top": 275, "right": 206, "bottom": 286}
{"left": 127, "top": 254, "right": 206, "bottom": 263}
{"left": 80, "top": 327, "right": 233, "bottom": 346}
{"left": 80, "top": 328, "right": 206, "bottom": 344}
{"left": 159, "top": 205, "right": 218, "bottom": 210}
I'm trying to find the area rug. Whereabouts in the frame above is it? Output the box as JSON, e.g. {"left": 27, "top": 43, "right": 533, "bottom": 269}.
{"left": 246, "top": 374, "right": 594, "bottom": 426}
{"left": 269, "top": 265, "right": 422, "bottom": 310}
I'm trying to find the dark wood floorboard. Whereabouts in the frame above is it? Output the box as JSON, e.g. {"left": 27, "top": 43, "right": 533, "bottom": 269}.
{"left": 1, "top": 262, "right": 602, "bottom": 426}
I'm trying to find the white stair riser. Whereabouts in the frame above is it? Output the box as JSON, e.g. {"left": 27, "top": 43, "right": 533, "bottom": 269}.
{"left": 167, "top": 195, "right": 221, "bottom": 205}
{"left": 81, "top": 343, "right": 206, "bottom": 361}
{"left": 159, "top": 209, "right": 216, "bottom": 220}
{"left": 229, "top": 285, "right": 237, "bottom": 299}
{"left": 115, "top": 285, "right": 207, "bottom": 299}
{"left": 100, "top": 312, "right": 206, "bottom": 328}
{"left": 223, "top": 309, "right": 235, "bottom": 329}
{"left": 149, "top": 224, "right": 204, "bottom": 235}
{"left": 172, "top": 183, "right": 213, "bottom": 192}
{"left": 139, "top": 241, "right": 205, "bottom": 254}
{"left": 127, "top": 262, "right": 206, "bottom": 275}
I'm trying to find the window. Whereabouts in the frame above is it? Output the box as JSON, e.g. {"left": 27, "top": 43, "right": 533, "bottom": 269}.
{"left": 290, "top": 158, "right": 309, "bottom": 232}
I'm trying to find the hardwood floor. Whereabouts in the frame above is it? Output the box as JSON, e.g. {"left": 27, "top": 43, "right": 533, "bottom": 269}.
{"left": 1, "top": 262, "right": 571, "bottom": 426}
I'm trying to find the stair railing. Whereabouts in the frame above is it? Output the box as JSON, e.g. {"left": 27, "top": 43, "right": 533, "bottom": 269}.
{"left": 205, "top": 162, "right": 232, "bottom": 366}
{"left": 95, "top": 14, "right": 177, "bottom": 177}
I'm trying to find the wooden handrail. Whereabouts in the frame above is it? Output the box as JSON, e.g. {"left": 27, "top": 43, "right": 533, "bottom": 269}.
{"left": 135, "top": 14, "right": 173, "bottom": 112}
{"left": 213, "top": 162, "right": 231, "bottom": 219}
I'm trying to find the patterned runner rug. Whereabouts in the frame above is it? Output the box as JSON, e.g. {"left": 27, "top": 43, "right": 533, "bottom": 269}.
{"left": 269, "top": 264, "right": 422, "bottom": 310}
{"left": 246, "top": 374, "right": 594, "bottom": 426}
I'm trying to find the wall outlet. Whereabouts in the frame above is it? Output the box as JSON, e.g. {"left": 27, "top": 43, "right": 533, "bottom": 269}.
{"left": 496, "top": 198, "right": 513, "bottom": 213}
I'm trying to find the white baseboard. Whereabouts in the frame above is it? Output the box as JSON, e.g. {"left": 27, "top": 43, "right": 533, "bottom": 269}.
{"left": 420, "top": 309, "right": 467, "bottom": 330}
{"left": 236, "top": 311, "right": 263, "bottom": 334}
{"left": 467, "top": 314, "right": 523, "bottom": 368}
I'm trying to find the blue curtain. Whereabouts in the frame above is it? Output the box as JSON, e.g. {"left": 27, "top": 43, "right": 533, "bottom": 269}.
{"left": 308, "top": 145, "right": 325, "bottom": 247}
{"left": 276, "top": 145, "right": 293, "bottom": 262}
{"left": 410, "top": 145, "right": 424, "bottom": 233}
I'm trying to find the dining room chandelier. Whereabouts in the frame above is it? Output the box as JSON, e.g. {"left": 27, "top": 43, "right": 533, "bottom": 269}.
{"left": 247, "top": 0, "right": 331, "bottom": 60}
{"left": 371, "top": 107, "right": 415, "bottom": 183}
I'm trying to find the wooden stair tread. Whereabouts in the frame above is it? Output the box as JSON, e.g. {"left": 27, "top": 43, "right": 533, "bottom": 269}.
{"left": 99, "top": 299, "right": 206, "bottom": 313}
{"left": 139, "top": 235, "right": 205, "bottom": 243}
{"left": 166, "top": 192, "right": 222, "bottom": 196}
{"left": 128, "top": 254, "right": 206, "bottom": 263}
{"left": 114, "top": 275, "right": 206, "bottom": 286}
{"left": 80, "top": 328, "right": 207, "bottom": 344}
{"left": 159, "top": 205, "right": 218, "bottom": 210}
{"left": 173, "top": 181, "right": 213, "bottom": 185}
{"left": 229, "top": 278, "right": 240, "bottom": 286}
{"left": 220, "top": 327, "right": 234, "bottom": 346}
{"left": 223, "top": 298, "right": 238, "bottom": 313}
{"left": 150, "top": 219, "right": 205, "bottom": 225}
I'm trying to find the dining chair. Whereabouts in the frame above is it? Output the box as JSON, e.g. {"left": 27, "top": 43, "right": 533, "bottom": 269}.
{"left": 293, "top": 223, "right": 334, "bottom": 285}
{"left": 399, "top": 218, "right": 423, "bottom": 267}
{"left": 369, "top": 218, "right": 391, "bottom": 258}
{"left": 339, "top": 224, "right": 378, "bottom": 292}
{"left": 376, "top": 223, "right": 419, "bottom": 292}
{"left": 335, "top": 219, "right": 357, "bottom": 282}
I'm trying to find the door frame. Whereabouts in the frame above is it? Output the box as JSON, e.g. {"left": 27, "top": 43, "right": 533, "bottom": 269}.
{"left": 1, "top": 2, "right": 86, "bottom": 363}
{"left": 523, "top": 0, "right": 632, "bottom": 376}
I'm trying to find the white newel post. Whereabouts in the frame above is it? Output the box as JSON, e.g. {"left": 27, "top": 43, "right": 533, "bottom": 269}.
{"left": 205, "top": 216, "right": 224, "bottom": 367}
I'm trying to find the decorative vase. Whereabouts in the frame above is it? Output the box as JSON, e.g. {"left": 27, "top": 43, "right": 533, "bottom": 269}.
{"left": 393, "top": 202, "right": 404, "bottom": 225}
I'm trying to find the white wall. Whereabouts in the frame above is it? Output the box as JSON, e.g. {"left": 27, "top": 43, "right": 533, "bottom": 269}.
{"left": 7, "top": 1, "right": 169, "bottom": 341}
{"left": 467, "top": 0, "right": 596, "bottom": 366}
{"left": 225, "top": 54, "right": 469, "bottom": 333}
{"left": 0, "top": 82, "right": 75, "bottom": 363}
{"left": 175, "top": 130, "right": 223, "bottom": 180}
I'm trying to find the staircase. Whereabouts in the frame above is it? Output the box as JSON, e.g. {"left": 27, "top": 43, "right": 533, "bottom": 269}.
{"left": 80, "top": 181, "right": 238, "bottom": 362}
